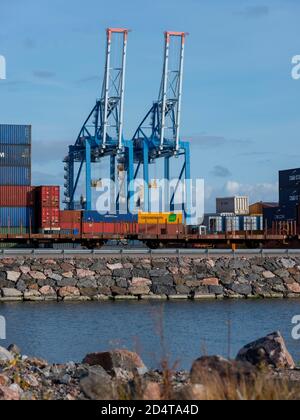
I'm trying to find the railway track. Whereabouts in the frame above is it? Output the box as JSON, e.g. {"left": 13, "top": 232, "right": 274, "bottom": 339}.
{"left": 1, "top": 248, "right": 300, "bottom": 257}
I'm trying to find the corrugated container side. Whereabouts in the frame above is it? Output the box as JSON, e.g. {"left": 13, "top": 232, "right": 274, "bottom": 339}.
{"left": 60, "top": 222, "right": 81, "bottom": 234}
{"left": 138, "top": 224, "right": 184, "bottom": 235}
{"left": 279, "top": 168, "right": 300, "bottom": 188}
{"left": 0, "top": 124, "right": 31, "bottom": 145}
{"left": 263, "top": 206, "right": 297, "bottom": 228}
{"left": 240, "top": 216, "right": 262, "bottom": 231}
{"left": 216, "top": 196, "right": 249, "bottom": 215}
{"left": 0, "top": 144, "right": 31, "bottom": 166}
{"left": 82, "top": 211, "right": 138, "bottom": 223}
{"left": 279, "top": 187, "right": 300, "bottom": 206}
{"left": 37, "top": 186, "right": 60, "bottom": 207}
{"left": 138, "top": 212, "right": 183, "bottom": 225}
{"left": 0, "top": 227, "right": 30, "bottom": 234}
{"left": 0, "top": 186, "right": 36, "bottom": 207}
{"left": 82, "top": 222, "right": 138, "bottom": 235}
{"left": 39, "top": 207, "right": 60, "bottom": 228}
{"left": 60, "top": 211, "right": 82, "bottom": 223}
{"left": 0, "top": 207, "right": 34, "bottom": 227}
{"left": 249, "top": 202, "right": 278, "bottom": 215}
{"left": 0, "top": 166, "right": 31, "bottom": 186}
{"left": 203, "top": 215, "right": 223, "bottom": 233}
{"left": 225, "top": 216, "right": 240, "bottom": 232}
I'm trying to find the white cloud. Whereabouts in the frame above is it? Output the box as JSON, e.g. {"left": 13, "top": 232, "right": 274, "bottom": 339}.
{"left": 225, "top": 181, "right": 240, "bottom": 195}
{"left": 205, "top": 180, "right": 278, "bottom": 213}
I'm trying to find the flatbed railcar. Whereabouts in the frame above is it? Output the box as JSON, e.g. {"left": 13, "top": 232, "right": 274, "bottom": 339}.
{"left": 0, "top": 224, "right": 299, "bottom": 249}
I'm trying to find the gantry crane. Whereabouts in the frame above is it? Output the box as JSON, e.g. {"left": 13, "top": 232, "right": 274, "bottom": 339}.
{"left": 64, "top": 28, "right": 134, "bottom": 211}
{"left": 132, "top": 32, "right": 191, "bottom": 219}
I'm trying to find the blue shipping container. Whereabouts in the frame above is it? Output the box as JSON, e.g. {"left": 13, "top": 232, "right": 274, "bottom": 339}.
{"left": 82, "top": 211, "right": 138, "bottom": 223}
{"left": 0, "top": 207, "right": 34, "bottom": 227}
{"left": 0, "top": 125, "right": 31, "bottom": 145}
{"left": 0, "top": 166, "right": 31, "bottom": 186}
{"left": 0, "top": 144, "right": 31, "bottom": 166}
{"left": 263, "top": 206, "right": 297, "bottom": 228}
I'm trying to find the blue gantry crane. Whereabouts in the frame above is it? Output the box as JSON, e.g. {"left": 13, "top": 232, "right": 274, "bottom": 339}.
{"left": 132, "top": 32, "right": 191, "bottom": 219}
{"left": 64, "top": 29, "right": 191, "bottom": 219}
{"left": 64, "top": 28, "right": 134, "bottom": 212}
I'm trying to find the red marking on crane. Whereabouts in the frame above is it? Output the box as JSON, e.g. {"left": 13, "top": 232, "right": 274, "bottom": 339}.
{"left": 106, "top": 28, "right": 129, "bottom": 41}
{"left": 165, "top": 31, "right": 187, "bottom": 44}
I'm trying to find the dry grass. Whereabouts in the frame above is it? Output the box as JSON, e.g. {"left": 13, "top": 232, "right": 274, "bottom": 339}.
{"left": 194, "top": 370, "right": 297, "bottom": 401}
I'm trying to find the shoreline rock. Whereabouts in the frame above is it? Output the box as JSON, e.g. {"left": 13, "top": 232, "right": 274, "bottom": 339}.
{"left": 0, "top": 332, "right": 299, "bottom": 400}
{"left": 0, "top": 256, "right": 300, "bottom": 302}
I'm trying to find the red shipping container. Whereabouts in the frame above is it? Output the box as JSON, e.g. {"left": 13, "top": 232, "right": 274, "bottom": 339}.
{"left": 40, "top": 207, "right": 60, "bottom": 228}
{"left": 82, "top": 222, "right": 138, "bottom": 235}
{"left": 37, "top": 186, "right": 60, "bottom": 208}
{"left": 0, "top": 186, "right": 36, "bottom": 207}
{"left": 138, "top": 224, "right": 184, "bottom": 235}
{"left": 60, "top": 222, "right": 81, "bottom": 232}
{"left": 60, "top": 210, "right": 82, "bottom": 223}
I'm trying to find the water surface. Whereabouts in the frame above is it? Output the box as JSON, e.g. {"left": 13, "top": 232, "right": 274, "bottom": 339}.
{"left": 0, "top": 300, "right": 300, "bottom": 369}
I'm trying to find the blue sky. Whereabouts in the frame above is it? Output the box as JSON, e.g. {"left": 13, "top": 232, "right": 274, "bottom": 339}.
{"left": 0, "top": 0, "right": 300, "bottom": 211}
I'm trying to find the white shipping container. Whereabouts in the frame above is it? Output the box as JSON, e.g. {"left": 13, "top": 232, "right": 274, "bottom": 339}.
{"left": 216, "top": 196, "right": 249, "bottom": 215}
{"left": 203, "top": 215, "right": 223, "bottom": 233}
{"left": 225, "top": 216, "right": 240, "bottom": 232}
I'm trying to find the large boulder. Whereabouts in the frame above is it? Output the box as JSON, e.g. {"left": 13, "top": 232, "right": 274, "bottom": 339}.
{"left": 83, "top": 349, "right": 147, "bottom": 380}
{"left": 190, "top": 355, "right": 257, "bottom": 385}
{"left": 80, "top": 366, "right": 117, "bottom": 400}
{"left": 236, "top": 331, "right": 295, "bottom": 369}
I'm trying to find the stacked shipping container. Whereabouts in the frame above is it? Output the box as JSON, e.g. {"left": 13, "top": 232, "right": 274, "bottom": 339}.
{"left": 36, "top": 186, "right": 60, "bottom": 231}
{"left": 60, "top": 210, "right": 81, "bottom": 235}
{"left": 263, "top": 168, "right": 300, "bottom": 228}
{"left": 0, "top": 125, "right": 33, "bottom": 233}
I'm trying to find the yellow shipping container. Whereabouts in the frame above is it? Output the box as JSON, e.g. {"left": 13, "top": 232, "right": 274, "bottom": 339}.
{"left": 138, "top": 212, "right": 183, "bottom": 225}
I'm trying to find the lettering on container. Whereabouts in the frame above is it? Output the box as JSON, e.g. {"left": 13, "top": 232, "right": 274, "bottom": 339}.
{"left": 0, "top": 55, "right": 6, "bottom": 80}
{"left": 292, "top": 55, "right": 300, "bottom": 80}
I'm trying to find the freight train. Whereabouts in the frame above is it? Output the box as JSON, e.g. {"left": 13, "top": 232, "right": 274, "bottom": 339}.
{"left": 0, "top": 186, "right": 298, "bottom": 249}
{"left": 1, "top": 124, "right": 300, "bottom": 249}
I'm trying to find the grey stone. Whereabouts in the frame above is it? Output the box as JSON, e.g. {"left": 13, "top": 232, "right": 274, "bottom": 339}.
{"left": 6, "top": 271, "right": 21, "bottom": 282}
{"left": 77, "top": 278, "right": 97, "bottom": 288}
{"left": 132, "top": 269, "right": 150, "bottom": 279}
{"left": 49, "top": 273, "right": 63, "bottom": 282}
{"left": 151, "top": 275, "right": 174, "bottom": 287}
{"left": 152, "top": 284, "right": 176, "bottom": 296}
{"left": 280, "top": 258, "right": 296, "bottom": 269}
{"left": 111, "top": 286, "right": 128, "bottom": 296}
{"left": 116, "top": 278, "right": 128, "bottom": 289}
{"left": 229, "top": 284, "right": 252, "bottom": 296}
{"left": 113, "top": 269, "right": 132, "bottom": 278}
{"left": 1, "top": 288, "right": 23, "bottom": 298}
{"left": 0, "top": 346, "right": 14, "bottom": 362}
{"left": 274, "top": 269, "right": 290, "bottom": 279}
{"left": 16, "top": 279, "right": 26, "bottom": 292}
{"left": 97, "top": 277, "right": 114, "bottom": 287}
{"left": 79, "top": 288, "right": 99, "bottom": 297}
{"left": 80, "top": 366, "right": 116, "bottom": 400}
{"left": 56, "top": 278, "right": 77, "bottom": 287}
{"left": 176, "top": 285, "right": 191, "bottom": 294}
{"left": 149, "top": 269, "right": 169, "bottom": 278}
{"left": 208, "top": 285, "right": 224, "bottom": 295}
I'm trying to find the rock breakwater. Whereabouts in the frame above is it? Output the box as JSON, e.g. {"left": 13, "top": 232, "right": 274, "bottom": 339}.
{"left": 0, "top": 256, "right": 300, "bottom": 302}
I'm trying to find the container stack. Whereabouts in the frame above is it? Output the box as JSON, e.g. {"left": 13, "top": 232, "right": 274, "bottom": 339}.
{"left": 263, "top": 168, "right": 300, "bottom": 228}
{"left": 203, "top": 214, "right": 262, "bottom": 233}
{"left": 60, "top": 210, "right": 82, "bottom": 235}
{"left": 36, "top": 186, "right": 60, "bottom": 232}
{"left": 216, "top": 196, "right": 249, "bottom": 216}
{"left": 0, "top": 124, "right": 33, "bottom": 233}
